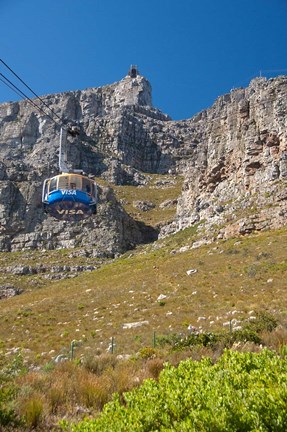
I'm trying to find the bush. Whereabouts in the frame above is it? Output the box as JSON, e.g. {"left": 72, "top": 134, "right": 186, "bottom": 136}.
{"left": 82, "top": 354, "right": 118, "bottom": 376}
{"left": 220, "top": 311, "right": 279, "bottom": 347}
{"left": 137, "top": 347, "right": 158, "bottom": 360}
{"left": 0, "top": 354, "right": 26, "bottom": 429}
{"left": 247, "top": 311, "right": 278, "bottom": 333}
{"left": 62, "top": 348, "right": 287, "bottom": 432}
{"left": 146, "top": 358, "right": 164, "bottom": 379}
{"left": 156, "top": 331, "right": 219, "bottom": 350}
{"left": 229, "top": 328, "right": 262, "bottom": 345}
{"left": 79, "top": 380, "right": 110, "bottom": 410}
{"left": 21, "top": 397, "right": 43, "bottom": 429}
{"left": 0, "top": 391, "right": 20, "bottom": 429}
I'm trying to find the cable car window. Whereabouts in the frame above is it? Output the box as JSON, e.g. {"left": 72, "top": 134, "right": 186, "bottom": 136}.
{"left": 91, "top": 183, "right": 95, "bottom": 195}
{"left": 42, "top": 180, "right": 48, "bottom": 201}
{"left": 49, "top": 177, "right": 57, "bottom": 192}
{"left": 58, "top": 176, "right": 69, "bottom": 189}
{"left": 82, "top": 178, "right": 92, "bottom": 194}
{"left": 69, "top": 176, "right": 81, "bottom": 190}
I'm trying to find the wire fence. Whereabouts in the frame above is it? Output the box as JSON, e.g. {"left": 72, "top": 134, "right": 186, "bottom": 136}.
{"left": 61, "top": 319, "right": 242, "bottom": 362}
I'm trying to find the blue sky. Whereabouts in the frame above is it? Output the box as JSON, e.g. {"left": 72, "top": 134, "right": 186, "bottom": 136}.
{"left": 1, "top": 0, "right": 287, "bottom": 120}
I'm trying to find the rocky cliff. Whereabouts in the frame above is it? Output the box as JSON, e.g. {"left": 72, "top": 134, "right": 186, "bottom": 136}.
{"left": 171, "top": 76, "right": 287, "bottom": 240}
{"left": 0, "top": 68, "right": 286, "bottom": 253}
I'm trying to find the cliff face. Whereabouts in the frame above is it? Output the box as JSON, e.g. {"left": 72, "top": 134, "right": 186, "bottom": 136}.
{"left": 0, "top": 70, "right": 286, "bottom": 253}
{"left": 171, "top": 77, "right": 287, "bottom": 239}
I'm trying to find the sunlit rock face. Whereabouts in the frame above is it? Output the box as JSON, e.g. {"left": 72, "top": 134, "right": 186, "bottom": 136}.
{"left": 171, "top": 77, "right": 287, "bottom": 238}
{"left": 0, "top": 70, "right": 287, "bottom": 252}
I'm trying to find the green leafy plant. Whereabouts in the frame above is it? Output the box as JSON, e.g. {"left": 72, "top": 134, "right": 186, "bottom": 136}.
{"left": 61, "top": 349, "right": 287, "bottom": 432}
{"left": 156, "top": 331, "right": 219, "bottom": 350}
{"left": 0, "top": 354, "right": 26, "bottom": 429}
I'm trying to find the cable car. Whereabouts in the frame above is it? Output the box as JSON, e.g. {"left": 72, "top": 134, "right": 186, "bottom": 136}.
{"left": 42, "top": 126, "right": 98, "bottom": 221}
{"left": 42, "top": 173, "right": 97, "bottom": 221}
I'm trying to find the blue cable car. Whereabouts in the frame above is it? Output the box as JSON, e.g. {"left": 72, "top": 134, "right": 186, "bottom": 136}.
{"left": 42, "top": 126, "right": 98, "bottom": 221}
{"left": 42, "top": 173, "right": 97, "bottom": 221}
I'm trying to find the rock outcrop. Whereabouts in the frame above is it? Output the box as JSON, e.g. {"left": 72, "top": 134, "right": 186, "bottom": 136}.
{"left": 0, "top": 285, "right": 22, "bottom": 299}
{"left": 0, "top": 68, "right": 287, "bottom": 253}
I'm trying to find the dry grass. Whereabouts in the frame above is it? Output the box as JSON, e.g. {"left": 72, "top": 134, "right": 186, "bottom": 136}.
{"left": 98, "top": 173, "right": 183, "bottom": 227}
{"left": 260, "top": 326, "right": 287, "bottom": 351}
{"left": 11, "top": 353, "right": 163, "bottom": 429}
{"left": 0, "top": 225, "right": 286, "bottom": 367}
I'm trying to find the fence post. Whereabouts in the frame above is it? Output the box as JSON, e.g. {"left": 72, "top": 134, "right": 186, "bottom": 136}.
{"left": 152, "top": 331, "right": 156, "bottom": 348}
{"left": 70, "top": 340, "right": 76, "bottom": 359}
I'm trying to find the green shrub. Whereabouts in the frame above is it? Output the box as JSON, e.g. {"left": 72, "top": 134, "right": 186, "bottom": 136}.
{"left": 224, "top": 311, "right": 279, "bottom": 346}
{"left": 137, "top": 347, "right": 158, "bottom": 360}
{"left": 247, "top": 311, "right": 278, "bottom": 333}
{"left": 0, "top": 353, "right": 26, "bottom": 429}
{"left": 0, "top": 387, "right": 20, "bottom": 429}
{"left": 229, "top": 328, "right": 262, "bottom": 345}
{"left": 61, "top": 348, "right": 287, "bottom": 432}
{"left": 156, "top": 331, "right": 219, "bottom": 350}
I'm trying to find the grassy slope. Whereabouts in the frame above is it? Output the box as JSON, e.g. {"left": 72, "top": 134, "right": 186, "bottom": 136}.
{"left": 102, "top": 173, "right": 183, "bottom": 227}
{"left": 0, "top": 225, "right": 286, "bottom": 365}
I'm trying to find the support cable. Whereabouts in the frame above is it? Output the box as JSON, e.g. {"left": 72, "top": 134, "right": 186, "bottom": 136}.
{"left": 0, "top": 58, "right": 64, "bottom": 123}
{"left": 0, "top": 71, "right": 61, "bottom": 126}
{"left": 0, "top": 75, "right": 25, "bottom": 100}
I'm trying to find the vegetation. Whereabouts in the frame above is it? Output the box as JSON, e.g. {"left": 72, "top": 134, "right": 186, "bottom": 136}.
{"left": 110, "top": 173, "right": 183, "bottom": 227}
{"left": 94, "top": 173, "right": 183, "bottom": 229}
{"left": 0, "top": 174, "right": 287, "bottom": 429}
{"left": 61, "top": 349, "right": 287, "bottom": 431}
{"left": 1, "top": 311, "right": 287, "bottom": 430}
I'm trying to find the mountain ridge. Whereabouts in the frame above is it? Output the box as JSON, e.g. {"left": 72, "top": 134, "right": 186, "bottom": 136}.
{"left": 0, "top": 71, "right": 286, "bottom": 253}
